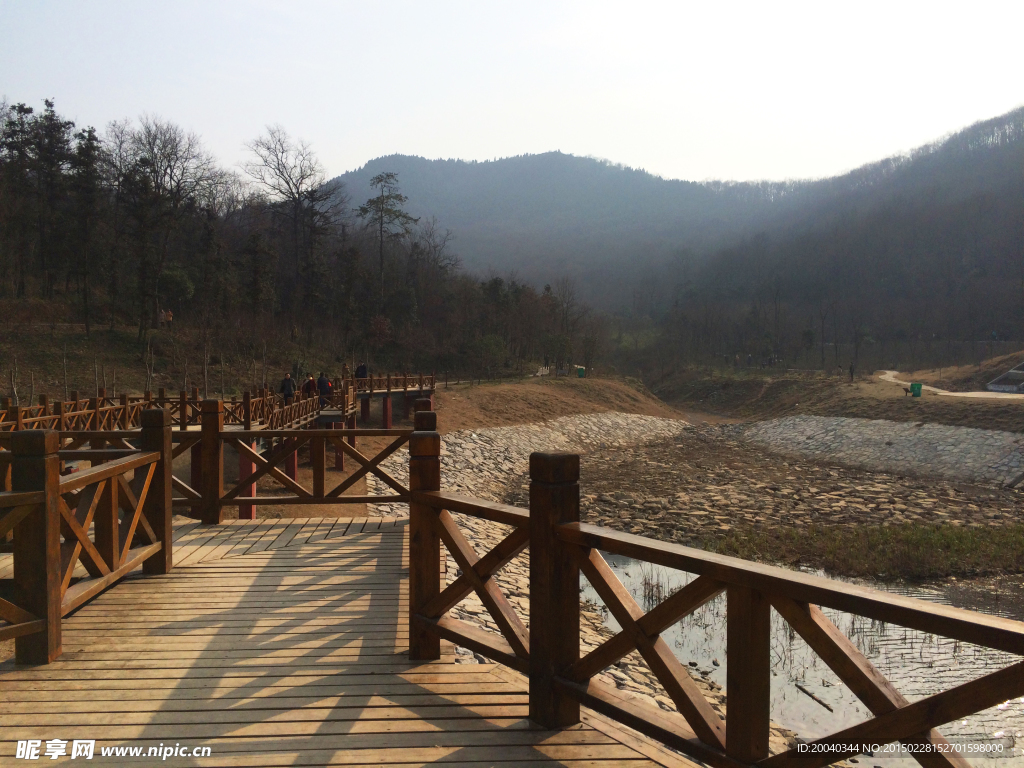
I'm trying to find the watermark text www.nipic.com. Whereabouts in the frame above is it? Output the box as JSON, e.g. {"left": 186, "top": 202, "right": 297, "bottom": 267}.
{"left": 16, "top": 740, "right": 212, "bottom": 760}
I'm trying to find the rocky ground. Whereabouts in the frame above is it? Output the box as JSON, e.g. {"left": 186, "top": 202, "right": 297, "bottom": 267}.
{"left": 540, "top": 427, "right": 1024, "bottom": 541}
{"left": 736, "top": 415, "right": 1024, "bottom": 487}
{"left": 369, "top": 412, "right": 802, "bottom": 754}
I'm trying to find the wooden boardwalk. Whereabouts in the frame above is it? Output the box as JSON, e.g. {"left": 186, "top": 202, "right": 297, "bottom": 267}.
{"left": 0, "top": 519, "right": 693, "bottom": 767}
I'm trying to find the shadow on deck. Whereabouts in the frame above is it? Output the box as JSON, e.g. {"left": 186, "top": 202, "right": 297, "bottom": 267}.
{"left": 0, "top": 519, "right": 691, "bottom": 767}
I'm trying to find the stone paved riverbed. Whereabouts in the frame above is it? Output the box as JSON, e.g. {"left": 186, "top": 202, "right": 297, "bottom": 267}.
{"left": 735, "top": 415, "right": 1024, "bottom": 486}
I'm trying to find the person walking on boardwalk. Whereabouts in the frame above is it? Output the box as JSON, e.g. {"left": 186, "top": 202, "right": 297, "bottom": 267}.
{"left": 301, "top": 374, "right": 316, "bottom": 398}
{"left": 355, "top": 361, "right": 368, "bottom": 380}
{"left": 279, "top": 372, "right": 296, "bottom": 404}
{"left": 317, "top": 371, "right": 331, "bottom": 407}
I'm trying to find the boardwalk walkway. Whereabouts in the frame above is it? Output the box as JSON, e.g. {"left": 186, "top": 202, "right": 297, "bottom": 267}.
{"left": 0, "top": 519, "right": 692, "bottom": 767}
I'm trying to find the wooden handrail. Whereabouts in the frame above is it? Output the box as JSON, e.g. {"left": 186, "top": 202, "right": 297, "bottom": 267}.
{"left": 0, "top": 490, "right": 46, "bottom": 508}
{"left": 557, "top": 522, "right": 1024, "bottom": 655}
{"left": 407, "top": 441, "right": 1024, "bottom": 768}
{"left": 413, "top": 490, "right": 529, "bottom": 527}
{"left": 58, "top": 451, "right": 159, "bottom": 493}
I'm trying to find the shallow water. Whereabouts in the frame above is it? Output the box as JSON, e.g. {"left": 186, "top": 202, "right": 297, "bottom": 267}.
{"left": 582, "top": 556, "right": 1024, "bottom": 766}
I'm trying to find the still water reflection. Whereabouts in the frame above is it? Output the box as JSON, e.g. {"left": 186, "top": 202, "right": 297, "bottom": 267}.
{"left": 582, "top": 556, "right": 1023, "bottom": 766}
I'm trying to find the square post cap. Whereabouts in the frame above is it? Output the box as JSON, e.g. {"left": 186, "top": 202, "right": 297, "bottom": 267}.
{"left": 530, "top": 452, "right": 579, "bottom": 483}
{"left": 414, "top": 411, "right": 437, "bottom": 431}
{"left": 141, "top": 408, "right": 171, "bottom": 427}
{"left": 12, "top": 430, "right": 60, "bottom": 455}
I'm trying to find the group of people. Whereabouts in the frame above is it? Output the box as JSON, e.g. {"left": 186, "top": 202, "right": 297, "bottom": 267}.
{"left": 278, "top": 363, "right": 370, "bottom": 406}
{"left": 278, "top": 371, "right": 334, "bottom": 406}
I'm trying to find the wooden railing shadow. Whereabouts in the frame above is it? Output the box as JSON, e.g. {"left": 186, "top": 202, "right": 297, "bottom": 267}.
{"left": 116, "top": 527, "right": 558, "bottom": 763}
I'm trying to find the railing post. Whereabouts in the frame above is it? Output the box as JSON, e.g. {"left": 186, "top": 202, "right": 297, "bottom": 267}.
{"left": 238, "top": 391, "right": 255, "bottom": 521}
{"left": 285, "top": 436, "right": 298, "bottom": 481}
{"left": 243, "top": 391, "right": 252, "bottom": 431}
{"left": 311, "top": 435, "right": 326, "bottom": 497}
{"left": 726, "top": 586, "right": 771, "bottom": 762}
{"left": 529, "top": 452, "right": 581, "bottom": 728}
{"left": 140, "top": 409, "right": 173, "bottom": 574}
{"left": 200, "top": 400, "right": 224, "bottom": 525}
{"left": 333, "top": 420, "right": 344, "bottom": 471}
{"left": 179, "top": 391, "right": 188, "bottom": 432}
{"left": 408, "top": 405, "right": 441, "bottom": 660}
{"left": 11, "top": 430, "right": 62, "bottom": 664}
{"left": 382, "top": 375, "right": 393, "bottom": 429}
{"left": 360, "top": 393, "right": 371, "bottom": 424}
{"left": 346, "top": 413, "right": 357, "bottom": 449}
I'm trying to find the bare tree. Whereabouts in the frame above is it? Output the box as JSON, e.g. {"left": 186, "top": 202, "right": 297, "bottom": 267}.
{"left": 243, "top": 126, "right": 345, "bottom": 273}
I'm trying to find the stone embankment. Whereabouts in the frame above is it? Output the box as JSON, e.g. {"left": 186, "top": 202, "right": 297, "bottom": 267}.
{"left": 735, "top": 415, "right": 1024, "bottom": 486}
{"left": 368, "top": 412, "right": 797, "bottom": 754}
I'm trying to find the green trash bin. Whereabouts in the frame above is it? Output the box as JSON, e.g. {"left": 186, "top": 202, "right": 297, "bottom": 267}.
{"left": 576, "top": 366, "right": 586, "bottom": 378}
{"left": 911, "top": 382, "right": 922, "bottom": 397}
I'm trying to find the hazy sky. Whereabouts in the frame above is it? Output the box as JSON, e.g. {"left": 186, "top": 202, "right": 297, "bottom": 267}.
{"left": 2, "top": 1, "right": 1022, "bottom": 182}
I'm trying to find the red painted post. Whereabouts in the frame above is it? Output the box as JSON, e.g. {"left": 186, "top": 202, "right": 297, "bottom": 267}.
{"left": 382, "top": 394, "right": 393, "bottom": 429}
{"left": 346, "top": 414, "right": 357, "bottom": 449}
{"left": 285, "top": 438, "right": 298, "bottom": 481}
{"left": 178, "top": 390, "right": 188, "bottom": 432}
{"left": 190, "top": 440, "right": 202, "bottom": 494}
{"left": 333, "top": 421, "right": 344, "bottom": 470}
{"left": 238, "top": 440, "right": 256, "bottom": 520}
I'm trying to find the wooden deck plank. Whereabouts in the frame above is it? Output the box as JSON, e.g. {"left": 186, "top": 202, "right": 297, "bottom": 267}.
{"left": 0, "top": 519, "right": 690, "bottom": 767}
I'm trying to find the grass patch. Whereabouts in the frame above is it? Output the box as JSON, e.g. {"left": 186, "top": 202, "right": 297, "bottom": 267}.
{"left": 701, "top": 523, "right": 1024, "bottom": 581}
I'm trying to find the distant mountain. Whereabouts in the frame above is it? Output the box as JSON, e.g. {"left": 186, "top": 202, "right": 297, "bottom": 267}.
{"left": 334, "top": 153, "right": 784, "bottom": 293}
{"left": 333, "top": 106, "right": 1024, "bottom": 314}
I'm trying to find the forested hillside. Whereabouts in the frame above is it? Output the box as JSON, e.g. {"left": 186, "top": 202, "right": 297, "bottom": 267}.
{"left": 1, "top": 95, "right": 1021, "bottom": 398}
{"left": 664, "top": 107, "right": 1024, "bottom": 372}
{"left": 339, "top": 108, "right": 1024, "bottom": 372}
{"left": 0, "top": 102, "right": 597, "bottom": 393}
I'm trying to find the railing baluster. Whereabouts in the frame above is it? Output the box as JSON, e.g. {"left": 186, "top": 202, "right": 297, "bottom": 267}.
{"left": 726, "top": 586, "right": 772, "bottom": 762}
{"left": 311, "top": 435, "right": 325, "bottom": 497}
{"left": 529, "top": 452, "right": 581, "bottom": 728}
{"left": 140, "top": 409, "right": 173, "bottom": 574}
{"left": 409, "top": 405, "right": 441, "bottom": 660}
{"left": 200, "top": 400, "right": 224, "bottom": 525}
{"left": 11, "top": 430, "right": 62, "bottom": 664}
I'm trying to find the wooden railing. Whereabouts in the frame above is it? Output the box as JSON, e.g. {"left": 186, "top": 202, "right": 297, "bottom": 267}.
{"left": 352, "top": 373, "right": 435, "bottom": 394}
{"left": 0, "top": 374, "right": 435, "bottom": 433}
{"left": 169, "top": 398, "right": 434, "bottom": 524}
{"left": 0, "top": 409, "right": 173, "bottom": 664}
{"left": 406, "top": 410, "right": 1024, "bottom": 768}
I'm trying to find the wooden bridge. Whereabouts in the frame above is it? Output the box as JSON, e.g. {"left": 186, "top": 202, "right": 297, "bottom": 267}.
{"left": 1, "top": 406, "right": 1023, "bottom": 767}
{"left": 0, "top": 373, "right": 436, "bottom": 433}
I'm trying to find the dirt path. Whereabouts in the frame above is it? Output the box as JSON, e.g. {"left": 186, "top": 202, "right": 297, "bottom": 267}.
{"left": 878, "top": 370, "right": 1024, "bottom": 400}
